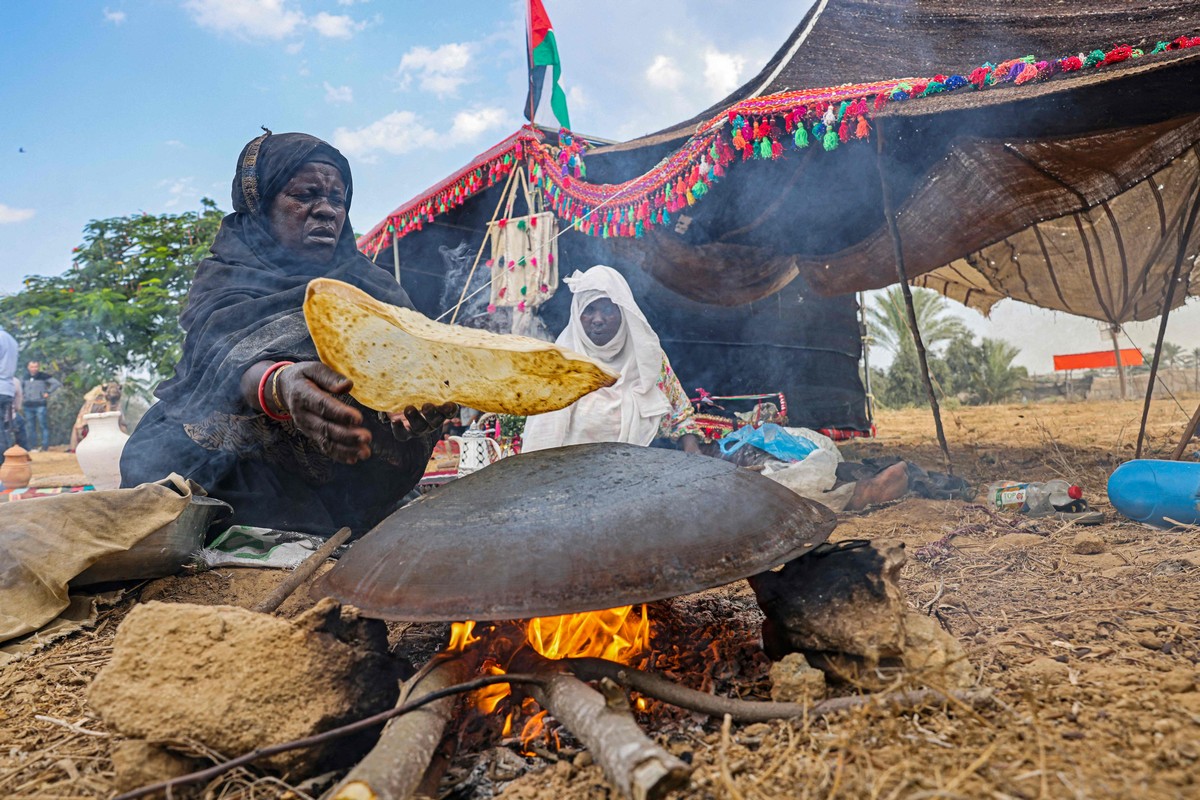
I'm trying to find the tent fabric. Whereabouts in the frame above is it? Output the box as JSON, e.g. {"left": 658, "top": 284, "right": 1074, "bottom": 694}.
{"left": 614, "top": 0, "right": 1200, "bottom": 151}
{"left": 913, "top": 143, "right": 1200, "bottom": 322}
{"left": 576, "top": 2, "right": 1200, "bottom": 324}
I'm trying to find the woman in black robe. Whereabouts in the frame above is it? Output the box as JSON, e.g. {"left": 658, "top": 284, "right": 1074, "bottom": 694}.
{"left": 121, "top": 130, "right": 453, "bottom": 536}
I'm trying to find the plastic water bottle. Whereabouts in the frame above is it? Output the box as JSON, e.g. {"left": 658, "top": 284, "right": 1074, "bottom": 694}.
{"left": 985, "top": 480, "right": 1081, "bottom": 513}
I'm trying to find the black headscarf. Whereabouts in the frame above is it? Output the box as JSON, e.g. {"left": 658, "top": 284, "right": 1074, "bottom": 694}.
{"left": 156, "top": 131, "right": 411, "bottom": 422}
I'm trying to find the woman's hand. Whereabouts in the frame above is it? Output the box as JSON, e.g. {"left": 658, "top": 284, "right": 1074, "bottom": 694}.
{"left": 389, "top": 402, "right": 458, "bottom": 441}
{"left": 273, "top": 362, "right": 372, "bottom": 464}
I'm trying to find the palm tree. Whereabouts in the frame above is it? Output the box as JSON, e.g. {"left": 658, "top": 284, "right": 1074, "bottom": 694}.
{"left": 975, "top": 338, "right": 1028, "bottom": 404}
{"left": 1159, "top": 341, "right": 1184, "bottom": 368}
{"left": 868, "top": 286, "right": 968, "bottom": 355}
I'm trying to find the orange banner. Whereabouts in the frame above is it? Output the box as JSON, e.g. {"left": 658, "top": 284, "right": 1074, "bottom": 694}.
{"left": 1053, "top": 349, "right": 1144, "bottom": 371}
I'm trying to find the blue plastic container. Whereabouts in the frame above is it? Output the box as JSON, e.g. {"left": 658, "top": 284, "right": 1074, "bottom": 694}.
{"left": 1107, "top": 459, "right": 1200, "bottom": 528}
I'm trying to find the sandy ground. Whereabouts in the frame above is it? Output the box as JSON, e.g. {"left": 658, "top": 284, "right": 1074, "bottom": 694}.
{"left": 1, "top": 398, "right": 1198, "bottom": 799}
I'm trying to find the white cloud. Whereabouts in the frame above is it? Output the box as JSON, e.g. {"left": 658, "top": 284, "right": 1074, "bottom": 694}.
{"left": 332, "top": 107, "right": 509, "bottom": 162}
{"left": 309, "top": 12, "right": 364, "bottom": 39}
{"left": 103, "top": 8, "right": 127, "bottom": 24}
{"left": 566, "top": 85, "right": 588, "bottom": 112}
{"left": 448, "top": 107, "right": 508, "bottom": 141}
{"left": 645, "top": 55, "right": 683, "bottom": 91}
{"left": 324, "top": 82, "right": 354, "bottom": 104}
{"left": 183, "top": 0, "right": 304, "bottom": 40}
{"left": 285, "top": 41, "right": 304, "bottom": 55}
{"left": 703, "top": 48, "right": 747, "bottom": 97}
{"left": 398, "top": 43, "right": 472, "bottom": 95}
{"left": 0, "top": 204, "right": 35, "bottom": 224}
{"left": 159, "top": 177, "right": 197, "bottom": 209}
{"left": 332, "top": 112, "right": 437, "bottom": 161}
{"left": 164, "top": 139, "right": 186, "bottom": 148}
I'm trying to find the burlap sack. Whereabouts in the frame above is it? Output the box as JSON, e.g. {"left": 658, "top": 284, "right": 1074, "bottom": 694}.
{"left": 0, "top": 475, "right": 196, "bottom": 643}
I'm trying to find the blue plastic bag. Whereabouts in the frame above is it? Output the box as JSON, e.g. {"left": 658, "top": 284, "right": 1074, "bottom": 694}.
{"left": 717, "top": 423, "right": 818, "bottom": 462}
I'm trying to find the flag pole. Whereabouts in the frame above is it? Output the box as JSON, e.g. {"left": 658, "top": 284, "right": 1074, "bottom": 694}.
{"left": 526, "top": 0, "right": 536, "bottom": 126}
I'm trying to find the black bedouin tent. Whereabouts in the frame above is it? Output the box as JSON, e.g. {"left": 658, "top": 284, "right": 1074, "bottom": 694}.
{"left": 362, "top": 129, "right": 871, "bottom": 433}
{"left": 360, "top": 1, "right": 1200, "bottom": 439}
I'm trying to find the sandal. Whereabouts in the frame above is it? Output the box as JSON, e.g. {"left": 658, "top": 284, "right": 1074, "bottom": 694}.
{"left": 1028, "top": 498, "right": 1105, "bottom": 526}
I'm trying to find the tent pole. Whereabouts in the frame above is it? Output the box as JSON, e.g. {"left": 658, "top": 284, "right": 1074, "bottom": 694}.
{"left": 1136, "top": 186, "right": 1200, "bottom": 458}
{"left": 1110, "top": 327, "right": 1127, "bottom": 401}
{"left": 858, "top": 292, "right": 875, "bottom": 426}
{"left": 448, "top": 164, "right": 520, "bottom": 325}
{"left": 1172, "top": 401, "right": 1200, "bottom": 461}
{"left": 874, "top": 119, "right": 952, "bottom": 472}
{"left": 392, "top": 228, "right": 401, "bottom": 284}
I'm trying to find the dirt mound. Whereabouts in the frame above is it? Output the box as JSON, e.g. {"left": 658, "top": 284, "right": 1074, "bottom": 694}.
{"left": 88, "top": 598, "right": 399, "bottom": 780}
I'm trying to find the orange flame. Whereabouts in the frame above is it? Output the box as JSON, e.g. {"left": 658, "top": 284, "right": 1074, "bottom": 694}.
{"left": 449, "top": 620, "right": 479, "bottom": 651}
{"left": 474, "top": 662, "right": 511, "bottom": 714}
{"left": 526, "top": 605, "right": 650, "bottom": 662}
{"left": 520, "top": 709, "right": 548, "bottom": 750}
{"left": 452, "top": 605, "right": 652, "bottom": 744}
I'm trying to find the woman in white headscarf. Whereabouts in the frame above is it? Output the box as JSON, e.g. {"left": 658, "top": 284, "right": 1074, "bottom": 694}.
{"left": 520, "top": 266, "right": 702, "bottom": 453}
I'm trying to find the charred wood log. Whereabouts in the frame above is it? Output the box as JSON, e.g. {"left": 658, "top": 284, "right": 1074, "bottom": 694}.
{"left": 564, "top": 656, "right": 991, "bottom": 723}
{"left": 326, "top": 654, "right": 471, "bottom": 800}
{"left": 516, "top": 652, "right": 691, "bottom": 800}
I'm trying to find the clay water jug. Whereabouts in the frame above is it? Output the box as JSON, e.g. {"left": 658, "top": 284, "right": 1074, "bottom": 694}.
{"left": 75, "top": 411, "right": 129, "bottom": 490}
{"left": 0, "top": 444, "right": 32, "bottom": 490}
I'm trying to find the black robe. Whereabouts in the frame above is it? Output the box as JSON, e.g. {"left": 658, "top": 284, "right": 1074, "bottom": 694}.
{"left": 121, "top": 132, "right": 432, "bottom": 536}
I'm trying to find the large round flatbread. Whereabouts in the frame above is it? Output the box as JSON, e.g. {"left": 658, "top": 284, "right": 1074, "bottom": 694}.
{"left": 304, "top": 278, "right": 616, "bottom": 415}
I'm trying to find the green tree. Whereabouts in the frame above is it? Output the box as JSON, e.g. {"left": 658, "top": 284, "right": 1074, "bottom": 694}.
{"left": 868, "top": 286, "right": 968, "bottom": 356}
{"left": 1, "top": 199, "right": 223, "bottom": 386}
{"left": 943, "top": 332, "right": 985, "bottom": 399}
{"left": 879, "top": 346, "right": 952, "bottom": 408}
{"left": 974, "top": 338, "right": 1028, "bottom": 404}
{"left": 1158, "top": 341, "right": 1184, "bottom": 368}
{"left": 0, "top": 200, "right": 224, "bottom": 442}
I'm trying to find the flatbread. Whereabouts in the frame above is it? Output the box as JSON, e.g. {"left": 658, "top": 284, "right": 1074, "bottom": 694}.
{"left": 303, "top": 278, "right": 617, "bottom": 415}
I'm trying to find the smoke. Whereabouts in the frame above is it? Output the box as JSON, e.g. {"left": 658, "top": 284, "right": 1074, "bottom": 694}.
{"left": 437, "top": 241, "right": 489, "bottom": 318}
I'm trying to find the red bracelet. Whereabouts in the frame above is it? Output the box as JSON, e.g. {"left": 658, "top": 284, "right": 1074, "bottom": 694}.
{"left": 258, "top": 361, "right": 295, "bottom": 421}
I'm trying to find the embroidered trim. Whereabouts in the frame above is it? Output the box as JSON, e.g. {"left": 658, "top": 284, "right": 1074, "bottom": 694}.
{"left": 240, "top": 129, "right": 271, "bottom": 215}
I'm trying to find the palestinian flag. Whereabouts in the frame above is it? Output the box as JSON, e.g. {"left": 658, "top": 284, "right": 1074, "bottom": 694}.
{"left": 524, "top": 0, "right": 571, "bottom": 130}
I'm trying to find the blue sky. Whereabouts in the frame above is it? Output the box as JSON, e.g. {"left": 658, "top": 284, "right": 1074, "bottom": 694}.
{"left": 2, "top": 0, "right": 1197, "bottom": 375}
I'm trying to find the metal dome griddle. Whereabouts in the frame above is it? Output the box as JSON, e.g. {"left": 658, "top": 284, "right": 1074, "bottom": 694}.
{"left": 314, "top": 442, "right": 836, "bottom": 621}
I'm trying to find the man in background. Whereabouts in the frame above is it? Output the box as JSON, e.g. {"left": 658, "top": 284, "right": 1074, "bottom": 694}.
{"left": 22, "top": 360, "right": 62, "bottom": 452}
{"left": 0, "top": 324, "right": 16, "bottom": 453}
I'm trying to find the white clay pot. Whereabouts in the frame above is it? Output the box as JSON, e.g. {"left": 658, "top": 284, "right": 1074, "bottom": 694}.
{"left": 75, "top": 411, "right": 129, "bottom": 490}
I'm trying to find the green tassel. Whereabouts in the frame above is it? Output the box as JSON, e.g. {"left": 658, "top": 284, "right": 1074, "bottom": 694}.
{"left": 837, "top": 100, "right": 850, "bottom": 120}
{"left": 517, "top": 219, "right": 527, "bottom": 230}
{"left": 1084, "top": 49, "right": 1105, "bottom": 67}
{"left": 759, "top": 138, "right": 772, "bottom": 159}
{"left": 1151, "top": 41, "right": 1167, "bottom": 54}
{"left": 794, "top": 126, "right": 809, "bottom": 148}
{"left": 823, "top": 130, "right": 839, "bottom": 151}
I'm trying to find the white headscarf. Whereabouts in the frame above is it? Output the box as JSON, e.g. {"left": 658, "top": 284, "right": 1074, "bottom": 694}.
{"left": 521, "top": 266, "right": 670, "bottom": 451}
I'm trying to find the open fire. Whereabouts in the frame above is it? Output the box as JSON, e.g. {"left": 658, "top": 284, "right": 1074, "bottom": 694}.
{"left": 449, "top": 605, "right": 653, "bottom": 746}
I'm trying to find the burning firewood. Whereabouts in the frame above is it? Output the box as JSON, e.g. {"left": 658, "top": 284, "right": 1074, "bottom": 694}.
{"left": 514, "top": 651, "right": 691, "bottom": 800}
{"left": 327, "top": 653, "right": 472, "bottom": 800}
